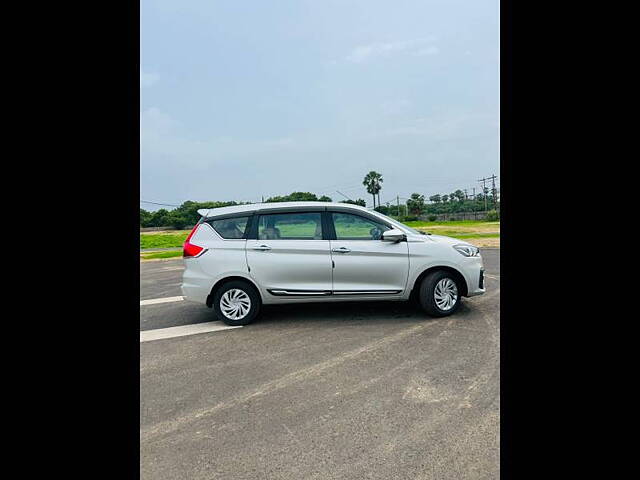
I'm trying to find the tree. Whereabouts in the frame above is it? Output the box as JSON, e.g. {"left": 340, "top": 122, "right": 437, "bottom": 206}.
{"left": 140, "top": 208, "right": 152, "bottom": 227}
{"left": 453, "top": 190, "right": 465, "bottom": 202}
{"left": 429, "top": 194, "right": 441, "bottom": 204}
{"left": 318, "top": 195, "right": 333, "bottom": 202}
{"left": 406, "top": 193, "right": 426, "bottom": 216}
{"left": 362, "top": 171, "right": 383, "bottom": 208}
{"left": 341, "top": 199, "right": 366, "bottom": 206}
{"left": 266, "top": 192, "right": 319, "bottom": 203}
{"left": 491, "top": 188, "right": 499, "bottom": 208}
{"left": 173, "top": 200, "right": 237, "bottom": 226}
{"left": 149, "top": 209, "right": 170, "bottom": 227}
{"left": 166, "top": 212, "right": 187, "bottom": 230}
{"left": 441, "top": 194, "right": 449, "bottom": 203}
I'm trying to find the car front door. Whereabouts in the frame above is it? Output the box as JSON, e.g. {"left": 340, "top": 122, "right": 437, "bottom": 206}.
{"left": 328, "top": 211, "right": 409, "bottom": 295}
{"left": 246, "top": 211, "right": 333, "bottom": 296}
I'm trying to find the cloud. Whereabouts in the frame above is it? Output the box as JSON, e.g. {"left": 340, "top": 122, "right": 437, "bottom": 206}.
{"left": 381, "top": 99, "right": 412, "bottom": 115}
{"left": 140, "top": 107, "right": 174, "bottom": 133}
{"left": 264, "top": 137, "right": 295, "bottom": 147}
{"left": 413, "top": 46, "right": 439, "bottom": 57}
{"left": 140, "top": 107, "right": 297, "bottom": 167}
{"left": 384, "top": 112, "right": 498, "bottom": 140}
{"left": 140, "top": 68, "right": 159, "bottom": 88}
{"left": 140, "top": 107, "right": 223, "bottom": 162}
{"left": 347, "top": 37, "right": 438, "bottom": 63}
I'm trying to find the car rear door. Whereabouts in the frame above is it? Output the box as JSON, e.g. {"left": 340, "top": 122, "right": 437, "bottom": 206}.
{"left": 328, "top": 211, "right": 409, "bottom": 295}
{"left": 245, "top": 210, "right": 333, "bottom": 296}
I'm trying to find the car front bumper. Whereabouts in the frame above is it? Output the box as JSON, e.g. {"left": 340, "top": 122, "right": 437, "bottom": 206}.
{"left": 461, "top": 257, "right": 486, "bottom": 297}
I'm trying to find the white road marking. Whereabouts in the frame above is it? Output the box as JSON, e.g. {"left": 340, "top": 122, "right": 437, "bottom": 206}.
{"left": 484, "top": 274, "right": 500, "bottom": 279}
{"left": 140, "top": 321, "right": 242, "bottom": 342}
{"left": 140, "top": 296, "right": 184, "bottom": 306}
{"left": 162, "top": 266, "right": 184, "bottom": 271}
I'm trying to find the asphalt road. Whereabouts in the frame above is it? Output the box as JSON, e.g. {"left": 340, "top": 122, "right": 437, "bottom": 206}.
{"left": 140, "top": 249, "right": 500, "bottom": 479}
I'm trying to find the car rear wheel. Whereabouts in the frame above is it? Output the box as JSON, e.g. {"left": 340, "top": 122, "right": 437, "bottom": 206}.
{"left": 419, "top": 270, "right": 462, "bottom": 317}
{"left": 213, "top": 280, "right": 261, "bottom": 326}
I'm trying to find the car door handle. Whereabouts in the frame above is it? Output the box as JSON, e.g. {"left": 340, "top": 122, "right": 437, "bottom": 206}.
{"left": 253, "top": 245, "right": 272, "bottom": 251}
{"left": 332, "top": 247, "right": 351, "bottom": 253}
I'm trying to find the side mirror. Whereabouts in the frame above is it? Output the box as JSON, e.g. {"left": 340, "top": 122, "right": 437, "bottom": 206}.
{"left": 382, "top": 228, "right": 406, "bottom": 242}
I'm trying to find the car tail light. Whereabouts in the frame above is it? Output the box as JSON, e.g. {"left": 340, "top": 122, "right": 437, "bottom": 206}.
{"left": 183, "top": 224, "right": 205, "bottom": 258}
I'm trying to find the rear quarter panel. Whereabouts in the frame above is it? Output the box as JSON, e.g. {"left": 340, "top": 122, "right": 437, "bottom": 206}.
{"left": 183, "top": 223, "right": 260, "bottom": 302}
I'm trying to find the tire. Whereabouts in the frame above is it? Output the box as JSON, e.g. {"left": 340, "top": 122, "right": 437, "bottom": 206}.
{"left": 419, "top": 270, "right": 462, "bottom": 317}
{"left": 213, "top": 280, "right": 261, "bottom": 326}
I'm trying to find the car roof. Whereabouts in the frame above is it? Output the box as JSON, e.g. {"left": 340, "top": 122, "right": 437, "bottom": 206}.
{"left": 197, "top": 201, "right": 373, "bottom": 218}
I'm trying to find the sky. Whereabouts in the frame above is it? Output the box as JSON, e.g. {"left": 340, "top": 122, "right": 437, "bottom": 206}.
{"left": 141, "top": 0, "right": 499, "bottom": 210}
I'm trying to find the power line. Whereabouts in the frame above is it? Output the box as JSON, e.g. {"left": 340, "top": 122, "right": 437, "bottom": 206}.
{"left": 140, "top": 200, "right": 181, "bottom": 208}
{"left": 335, "top": 190, "right": 354, "bottom": 201}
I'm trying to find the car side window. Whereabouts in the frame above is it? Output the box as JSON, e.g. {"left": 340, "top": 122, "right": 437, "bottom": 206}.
{"left": 208, "top": 216, "right": 250, "bottom": 239}
{"left": 257, "top": 212, "right": 323, "bottom": 240}
{"left": 331, "top": 212, "right": 390, "bottom": 240}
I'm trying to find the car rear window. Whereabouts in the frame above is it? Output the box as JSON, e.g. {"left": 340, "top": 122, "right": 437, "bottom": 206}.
{"left": 207, "top": 216, "right": 250, "bottom": 239}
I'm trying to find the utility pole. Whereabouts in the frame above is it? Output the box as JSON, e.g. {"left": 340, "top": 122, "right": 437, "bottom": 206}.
{"left": 478, "top": 177, "right": 488, "bottom": 212}
{"left": 471, "top": 187, "right": 476, "bottom": 220}
{"left": 488, "top": 174, "right": 498, "bottom": 210}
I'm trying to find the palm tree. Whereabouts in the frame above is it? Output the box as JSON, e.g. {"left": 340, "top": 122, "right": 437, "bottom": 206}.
{"left": 362, "top": 171, "right": 383, "bottom": 209}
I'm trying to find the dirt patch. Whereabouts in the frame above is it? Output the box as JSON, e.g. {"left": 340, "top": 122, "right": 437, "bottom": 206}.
{"left": 467, "top": 237, "right": 500, "bottom": 248}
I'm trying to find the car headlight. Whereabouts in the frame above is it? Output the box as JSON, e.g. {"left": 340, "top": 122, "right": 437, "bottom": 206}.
{"left": 453, "top": 244, "right": 480, "bottom": 257}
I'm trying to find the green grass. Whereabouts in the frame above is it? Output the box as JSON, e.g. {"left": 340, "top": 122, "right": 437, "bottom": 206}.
{"left": 402, "top": 219, "right": 500, "bottom": 244}
{"left": 140, "top": 250, "right": 183, "bottom": 260}
{"left": 140, "top": 233, "right": 189, "bottom": 249}
{"left": 403, "top": 220, "right": 500, "bottom": 228}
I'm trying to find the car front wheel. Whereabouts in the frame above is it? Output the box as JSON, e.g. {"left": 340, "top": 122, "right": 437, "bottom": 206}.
{"left": 213, "top": 280, "right": 261, "bottom": 326}
{"left": 419, "top": 270, "right": 462, "bottom": 317}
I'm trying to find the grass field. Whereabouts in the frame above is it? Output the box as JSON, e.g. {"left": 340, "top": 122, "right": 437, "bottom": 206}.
{"left": 140, "top": 231, "right": 190, "bottom": 249}
{"left": 404, "top": 220, "right": 500, "bottom": 247}
{"left": 139, "top": 219, "right": 500, "bottom": 255}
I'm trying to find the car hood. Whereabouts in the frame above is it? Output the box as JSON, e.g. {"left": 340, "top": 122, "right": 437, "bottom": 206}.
{"left": 408, "top": 233, "right": 473, "bottom": 247}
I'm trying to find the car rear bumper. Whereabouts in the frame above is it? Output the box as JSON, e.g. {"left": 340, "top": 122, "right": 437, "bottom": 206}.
{"left": 181, "top": 260, "right": 211, "bottom": 304}
{"left": 181, "top": 282, "right": 209, "bottom": 304}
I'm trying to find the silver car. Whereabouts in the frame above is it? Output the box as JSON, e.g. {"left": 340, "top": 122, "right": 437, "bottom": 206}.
{"left": 181, "top": 202, "right": 485, "bottom": 326}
